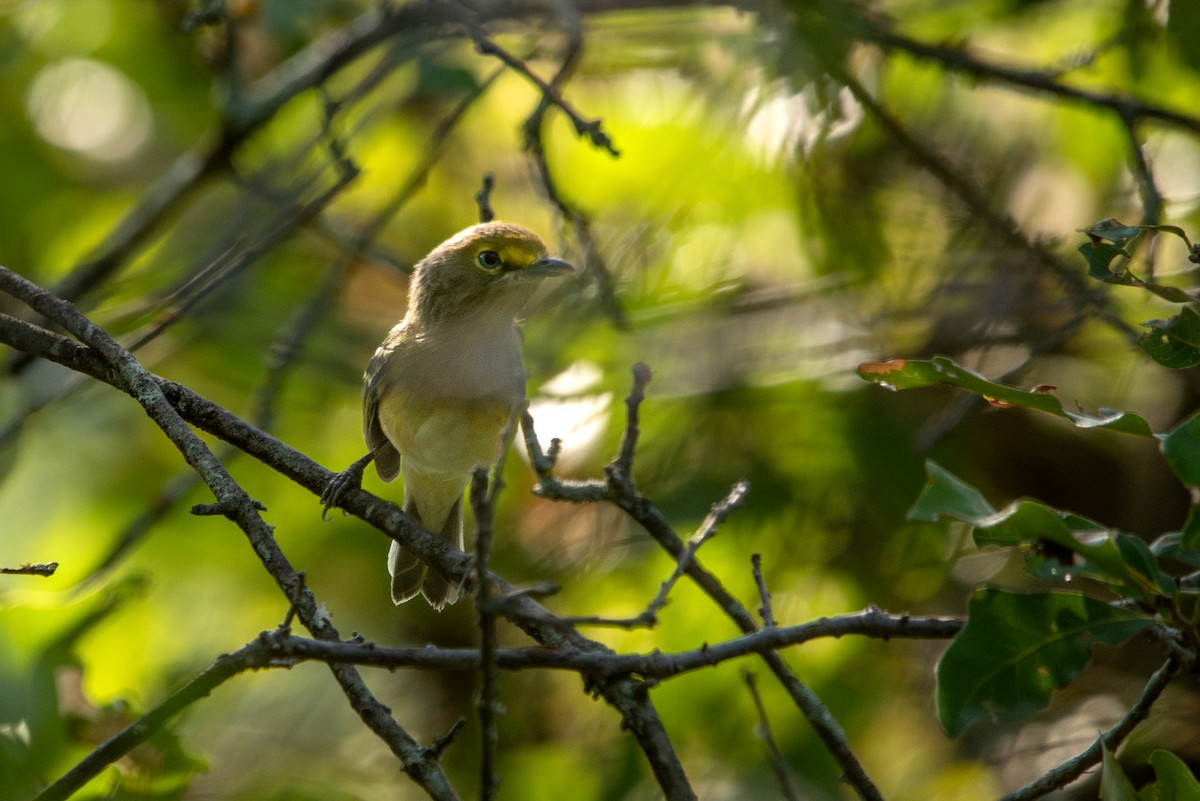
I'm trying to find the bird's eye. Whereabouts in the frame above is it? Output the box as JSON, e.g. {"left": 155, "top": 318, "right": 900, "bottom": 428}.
{"left": 476, "top": 250, "right": 503, "bottom": 271}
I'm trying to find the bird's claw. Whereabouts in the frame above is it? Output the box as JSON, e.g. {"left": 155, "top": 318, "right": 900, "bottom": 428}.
{"left": 320, "top": 466, "right": 363, "bottom": 520}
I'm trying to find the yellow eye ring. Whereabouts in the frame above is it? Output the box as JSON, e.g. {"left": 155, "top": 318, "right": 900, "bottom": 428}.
{"left": 476, "top": 250, "right": 503, "bottom": 271}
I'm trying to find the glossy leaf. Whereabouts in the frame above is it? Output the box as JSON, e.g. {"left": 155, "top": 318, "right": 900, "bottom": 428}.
{"left": 1102, "top": 744, "right": 1138, "bottom": 801}
{"left": 1139, "top": 750, "right": 1200, "bottom": 801}
{"left": 907, "top": 460, "right": 995, "bottom": 523}
{"left": 1139, "top": 309, "right": 1200, "bottom": 368}
{"left": 858, "top": 357, "right": 1157, "bottom": 437}
{"left": 910, "top": 463, "right": 1163, "bottom": 600}
{"left": 937, "top": 589, "right": 1153, "bottom": 736}
{"left": 1163, "top": 411, "right": 1200, "bottom": 489}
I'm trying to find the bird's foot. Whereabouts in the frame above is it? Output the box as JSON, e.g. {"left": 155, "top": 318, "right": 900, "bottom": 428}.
{"left": 320, "top": 455, "right": 372, "bottom": 520}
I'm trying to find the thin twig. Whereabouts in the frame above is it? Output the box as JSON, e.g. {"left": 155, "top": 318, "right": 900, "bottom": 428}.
{"left": 527, "top": 368, "right": 886, "bottom": 801}
{"left": 0, "top": 269, "right": 461, "bottom": 801}
{"left": 521, "top": 14, "right": 629, "bottom": 328}
{"left": 453, "top": 1, "right": 618, "bottom": 155}
{"left": 867, "top": 25, "right": 1200, "bottom": 137}
{"left": 611, "top": 362, "right": 652, "bottom": 480}
{"left": 0, "top": 305, "right": 693, "bottom": 800}
{"left": 751, "top": 554, "right": 776, "bottom": 628}
{"left": 745, "top": 671, "right": 801, "bottom": 801}
{"left": 476, "top": 173, "right": 496, "bottom": 223}
{"left": 470, "top": 467, "right": 501, "bottom": 801}
{"left": 35, "top": 638, "right": 273, "bottom": 801}
{"left": 0, "top": 562, "right": 58, "bottom": 577}
{"left": 997, "top": 657, "right": 1180, "bottom": 801}
{"left": 567, "top": 481, "right": 749, "bottom": 628}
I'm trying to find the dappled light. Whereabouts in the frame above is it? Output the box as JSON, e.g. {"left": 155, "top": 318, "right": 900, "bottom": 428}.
{"left": 2, "top": 1, "right": 1200, "bottom": 800}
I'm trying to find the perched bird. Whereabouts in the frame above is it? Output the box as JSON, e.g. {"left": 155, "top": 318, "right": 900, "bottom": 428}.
{"left": 325, "top": 222, "right": 572, "bottom": 609}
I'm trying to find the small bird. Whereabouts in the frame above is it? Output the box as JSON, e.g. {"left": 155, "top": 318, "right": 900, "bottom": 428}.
{"left": 324, "top": 222, "right": 572, "bottom": 609}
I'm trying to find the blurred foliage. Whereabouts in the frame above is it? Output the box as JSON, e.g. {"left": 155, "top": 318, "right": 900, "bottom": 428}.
{"left": 3, "top": 0, "right": 1200, "bottom": 799}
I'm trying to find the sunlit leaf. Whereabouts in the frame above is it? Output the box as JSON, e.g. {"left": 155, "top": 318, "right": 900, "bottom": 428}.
{"left": 910, "top": 463, "right": 1164, "bottom": 600}
{"left": 1149, "top": 531, "right": 1200, "bottom": 568}
{"left": 1102, "top": 744, "right": 1138, "bottom": 801}
{"left": 907, "top": 460, "right": 995, "bottom": 523}
{"left": 1115, "top": 533, "right": 1176, "bottom": 596}
{"left": 1139, "top": 309, "right": 1200, "bottom": 368}
{"left": 858, "top": 357, "right": 1157, "bottom": 437}
{"left": 1078, "top": 239, "right": 1132, "bottom": 280}
{"left": 1163, "top": 410, "right": 1200, "bottom": 488}
{"left": 1140, "top": 749, "right": 1200, "bottom": 801}
{"left": 937, "top": 589, "right": 1153, "bottom": 737}
{"left": 1080, "top": 218, "right": 1144, "bottom": 247}
{"left": 1077, "top": 220, "right": 1196, "bottom": 303}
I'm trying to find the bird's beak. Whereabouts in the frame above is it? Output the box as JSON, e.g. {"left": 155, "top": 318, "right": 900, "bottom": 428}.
{"left": 524, "top": 257, "right": 574, "bottom": 278}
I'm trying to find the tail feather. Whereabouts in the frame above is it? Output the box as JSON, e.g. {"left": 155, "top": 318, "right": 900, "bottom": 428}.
{"left": 388, "top": 494, "right": 463, "bottom": 610}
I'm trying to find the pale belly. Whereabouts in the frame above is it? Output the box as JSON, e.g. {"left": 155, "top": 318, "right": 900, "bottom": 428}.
{"left": 378, "top": 392, "right": 516, "bottom": 478}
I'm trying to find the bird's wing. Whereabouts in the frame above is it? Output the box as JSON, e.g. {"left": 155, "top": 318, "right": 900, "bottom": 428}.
{"left": 363, "top": 326, "right": 404, "bottom": 482}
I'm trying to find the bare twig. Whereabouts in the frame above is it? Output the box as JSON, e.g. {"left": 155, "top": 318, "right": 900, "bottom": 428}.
{"left": 454, "top": 1, "right": 618, "bottom": 156}
{"left": 751, "top": 554, "right": 776, "bottom": 628}
{"left": 528, "top": 365, "right": 886, "bottom": 801}
{"left": 35, "top": 637, "right": 274, "bottom": 801}
{"left": 997, "top": 657, "right": 1180, "bottom": 801}
{"left": 0, "top": 269, "right": 461, "bottom": 801}
{"left": 611, "top": 362, "right": 652, "bottom": 480}
{"left": 470, "top": 467, "right": 501, "bottom": 801}
{"left": 521, "top": 17, "right": 629, "bottom": 329}
{"left": 0, "top": 300, "right": 693, "bottom": 801}
{"left": 0, "top": 562, "right": 58, "bottom": 577}
{"left": 866, "top": 25, "right": 1200, "bottom": 137}
{"left": 567, "top": 480, "right": 749, "bottom": 628}
{"left": 476, "top": 173, "right": 496, "bottom": 223}
{"left": 745, "top": 671, "right": 801, "bottom": 801}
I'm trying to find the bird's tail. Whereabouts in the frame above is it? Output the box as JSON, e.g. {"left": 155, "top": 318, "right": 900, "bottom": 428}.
{"left": 388, "top": 494, "right": 463, "bottom": 610}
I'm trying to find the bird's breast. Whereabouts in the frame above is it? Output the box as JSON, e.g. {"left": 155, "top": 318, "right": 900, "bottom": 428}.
{"left": 377, "top": 392, "right": 517, "bottom": 477}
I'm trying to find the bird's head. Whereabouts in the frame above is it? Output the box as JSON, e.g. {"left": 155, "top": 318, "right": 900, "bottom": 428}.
{"left": 408, "top": 222, "right": 573, "bottom": 324}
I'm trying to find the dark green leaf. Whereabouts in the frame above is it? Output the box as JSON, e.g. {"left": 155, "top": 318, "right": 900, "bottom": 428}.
{"left": 1103, "top": 744, "right": 1138, "bottom": 801}
{"left": 1115, "top": 533, "right": 1176, "bottom": 596}
{"left": 1149, "top": 531, "right": 1200, "bottom": 568}
{"left": 937, "top": 589, "right": 1153, "bottom": 736}
{"left": 1180, "top": 511, "right": 1200, "bottom": 557}
{"left": 1080, "top": 218, "right": 1144, "bottom": 247}
{"left": 970, "top": 501, "right": 1156, "bottom": 597}
{"left": 1140, "top": 749, "right": 1200, "bottom": 801}
{"left": 907, "top": 460, "right": 995, "bottom": 523}
{"left": 1139, "top": 309, "right": 1200, "bottom": 368}
{"left": 1078, "top": 239, "right": 1131, "bottom": 280}
{"left": 1163, "top": 410, "right": 1200, "bottom": 488}
{"left": 858, "top": 357, "right": 1157, "bottom": 437}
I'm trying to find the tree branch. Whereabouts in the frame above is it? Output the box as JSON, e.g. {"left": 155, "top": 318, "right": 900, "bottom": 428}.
{"left": 997, "top": 657, "right": 1180, "bottom": 801}
{"left": 0, "top": 270, "right": 462, "bottom": 801}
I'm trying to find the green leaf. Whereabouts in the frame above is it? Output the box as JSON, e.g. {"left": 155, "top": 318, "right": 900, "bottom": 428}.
{"left": 936, "top": 589, "right": 1153, "bottom": 736}
{"left": 1140, "top": 749, "right": 1200, "bottom": 801}
{"left": 1077, "top": 219, "right": 1196, "bottom": 304}
{"left": 968, "top": 501, "right": 1159, "bottom": 599}
{"left": 908, "top": 463, "right": 1162, "bottom": 598}
{"left": 1163, "top": 410, "right": 1200, "bottom": 488}
{"left": 1115, "top": 533, "right": 1177, "bottom": 596}
{"left": 1103, "top": 744, "right": 1139, "bottom": 801}
{"left": 1179, "top": 510, "right": 1200, "bottom": 556}
{"left": 907, "top": 460, "right": 996, "bottom": 523}
{"left": 858, "top": 356, "right": 1157, "bottom": 437}
{"left": 1081, "top": 218, "right": 1144, "bottom": 247}
{"left": 1150, "top": 531, "right": 1200, "bottom": 568}
{"left": 1078, "top": 239, "right": 1132, "bottom": 279}
{"left": 1139, "top": 309, "right": 1200, "bottom": 368}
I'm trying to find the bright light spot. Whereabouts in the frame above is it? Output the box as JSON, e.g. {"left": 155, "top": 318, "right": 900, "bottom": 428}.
{"left": 540, "top": 360, "right": 604, "bottom": 396}
{"left": 526, "top": 361, "right": 611, "bottom": 471}
{"left": 26, "top": 58, "right": 152, "bottom": 162}
{"left": 743, "top": 82, "right": 862, "bottom": 164}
